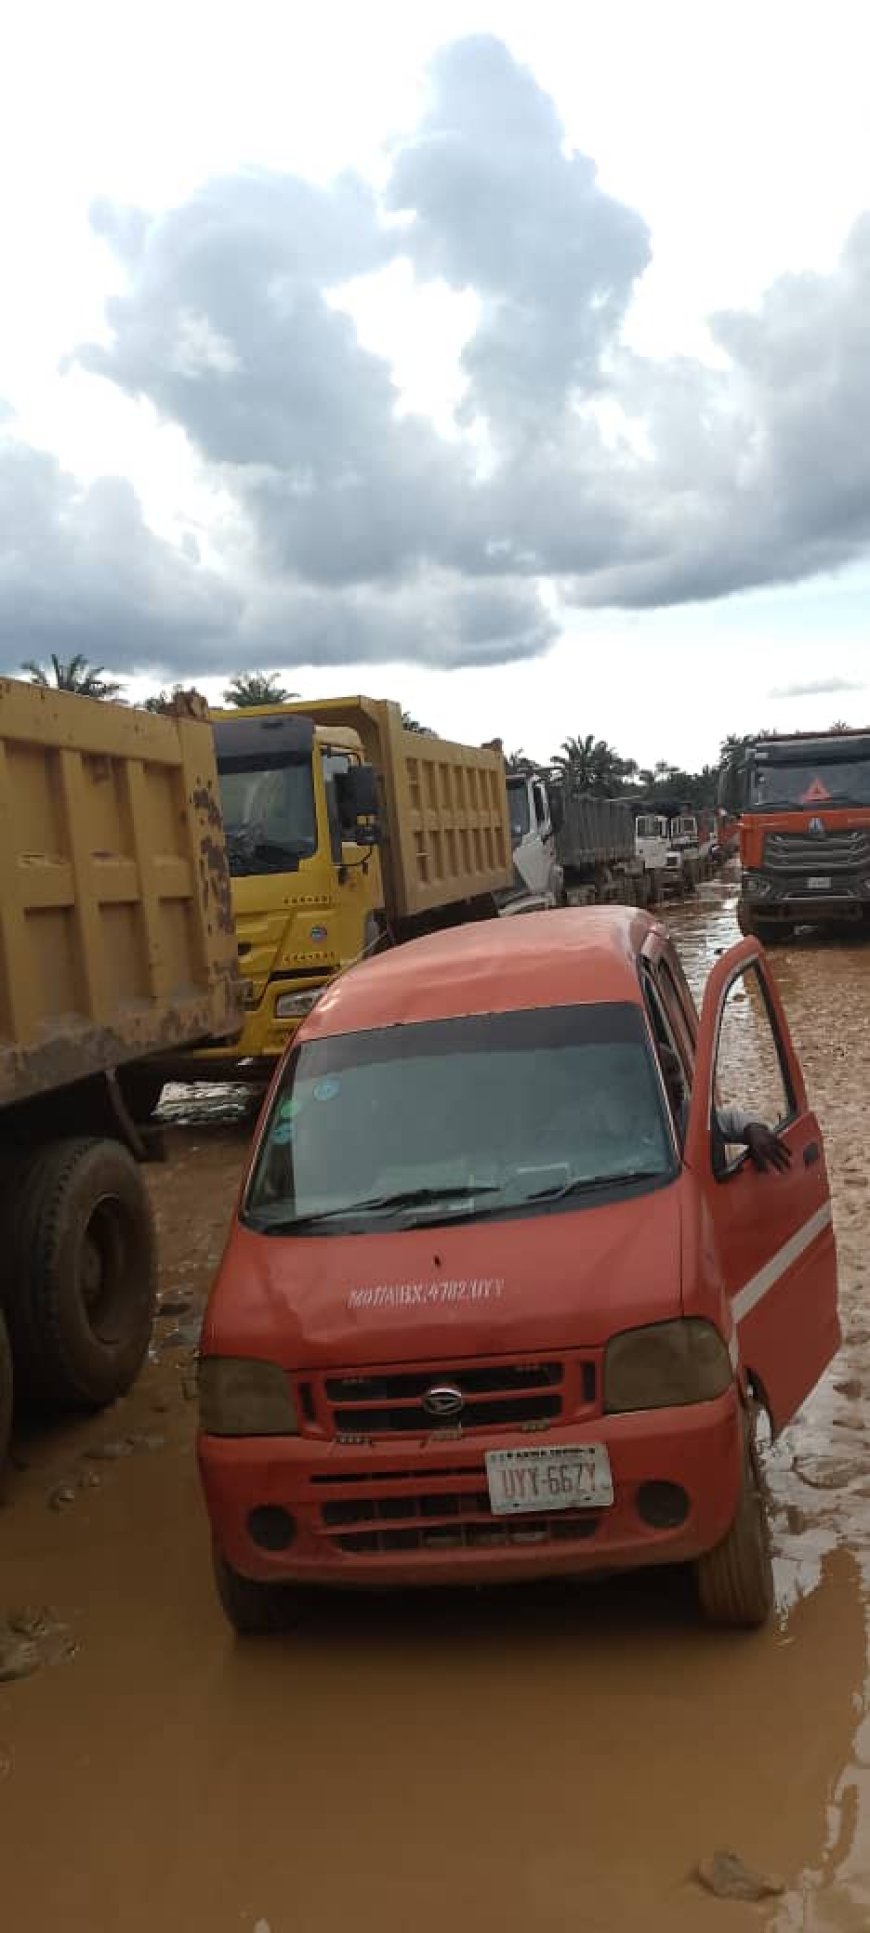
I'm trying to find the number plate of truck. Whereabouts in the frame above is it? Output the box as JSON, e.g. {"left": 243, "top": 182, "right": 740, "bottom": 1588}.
{"left": 807, "top": 875, "right": 831, "bottom": 889}
{"left": 486, "top": 1445, "right": 614, "bottom": 1515}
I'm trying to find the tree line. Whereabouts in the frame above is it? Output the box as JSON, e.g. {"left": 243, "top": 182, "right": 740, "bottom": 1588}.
{"left": 15, "top": 655, "right": 851, "bottom": 803}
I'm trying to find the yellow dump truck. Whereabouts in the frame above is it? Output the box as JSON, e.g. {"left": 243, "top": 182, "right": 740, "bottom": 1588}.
{"left": 0, "top": 680, "right": 241, "bottom": 1471}
{"left": 161, "top": 696, "right": 513, "bottom": 1083}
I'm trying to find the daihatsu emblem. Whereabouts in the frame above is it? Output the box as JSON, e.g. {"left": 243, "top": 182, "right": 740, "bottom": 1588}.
{"left": 422, "top": 1382, "right": 465, "bottom": 1419}
{"left": 808, "top": 817, "right": 825, "bottom": 836}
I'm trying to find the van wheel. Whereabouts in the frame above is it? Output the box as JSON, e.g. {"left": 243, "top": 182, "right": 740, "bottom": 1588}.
{"left": 0, "top": 1309, "right": 12, "bottom": 1493}
{"left": 695, "top": 1424, "right": 773, "bottom": 1628}
{"left": 2, "top": 1138, "right": 157, "bottom": 1409}
{"left": 212, "top": 1548, "right": 296, "bottom": 1636}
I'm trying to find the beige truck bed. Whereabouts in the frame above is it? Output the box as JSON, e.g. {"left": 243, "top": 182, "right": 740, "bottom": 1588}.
{"left": 0, "top": 681, "right": 241, "bottom": 1105}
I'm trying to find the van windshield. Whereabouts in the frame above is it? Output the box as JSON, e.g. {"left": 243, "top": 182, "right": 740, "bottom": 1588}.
{"left": 244, "top": 1003, "right": 676, "bottom": 1236}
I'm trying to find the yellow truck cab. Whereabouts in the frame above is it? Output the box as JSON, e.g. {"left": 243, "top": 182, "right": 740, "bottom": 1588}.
{"left": 185, "top": 698, "right": 513, "bottom": 1083}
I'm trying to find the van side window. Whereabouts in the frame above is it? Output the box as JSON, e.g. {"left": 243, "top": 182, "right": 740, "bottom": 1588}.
{"left": 713, "top": 964, "right": 795, "bottom": 1172}
{"left": 640, "top": 964, "right": 688, "bottom": 1141}
{"left": 657, "top": 957, "right": 697, "bottom": 1069}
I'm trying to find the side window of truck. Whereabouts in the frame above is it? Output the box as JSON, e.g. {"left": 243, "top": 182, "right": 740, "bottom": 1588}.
{"left": 322, "top": 750, "right": 353, "bottom": 861}
{"left": 713, "top": 964, "right": 795, "bottom": 1170}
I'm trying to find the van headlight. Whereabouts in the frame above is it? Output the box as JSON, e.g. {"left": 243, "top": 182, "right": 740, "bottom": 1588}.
{"left": 274, "top": 989, "right": 323, "bottom": 1019}
{"left": 198, "top": 1357, "right": 299, "bottom": 1435}
{"left": 603, "top": 1319, "right": 732, "bottom": 1413}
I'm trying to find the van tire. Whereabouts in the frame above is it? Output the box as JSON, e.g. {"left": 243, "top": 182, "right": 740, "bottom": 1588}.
{"left": 2, "top": 1138, "right": 157, "bottom": 1409}
{"left": 695, "top": 1425, "right": 773, "bottom": 1628}
{"left": 212, "top": 1548, "right": 296, "bottom": 1636}
{"left": 0, "top": 1309, "right": 12, "bottom": 1492}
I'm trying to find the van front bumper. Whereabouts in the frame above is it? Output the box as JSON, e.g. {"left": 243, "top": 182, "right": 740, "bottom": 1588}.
{"left": 199, "top": 1391, "right": 743, "bottom": 1590}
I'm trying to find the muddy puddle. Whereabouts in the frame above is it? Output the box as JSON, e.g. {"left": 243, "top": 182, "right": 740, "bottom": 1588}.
{"left": 4, "top": 886, "right": 870, "bottom": 1930}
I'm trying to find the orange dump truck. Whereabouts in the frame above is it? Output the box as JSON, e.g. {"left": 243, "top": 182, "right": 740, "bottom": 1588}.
{"left": 0, "top": 681, "right": 241, "bottom": 1474}
{"left": 721, "top": 730, "right": 870, "bottom": 940}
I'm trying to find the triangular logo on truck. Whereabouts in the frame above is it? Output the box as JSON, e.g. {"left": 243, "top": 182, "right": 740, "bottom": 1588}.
{"left": 800, "top": 777, "right": 832, "bottom": 803}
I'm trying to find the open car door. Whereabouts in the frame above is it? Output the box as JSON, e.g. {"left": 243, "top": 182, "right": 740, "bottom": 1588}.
{"left": 685, "top": 936, "right": 839, "bottom": 1432}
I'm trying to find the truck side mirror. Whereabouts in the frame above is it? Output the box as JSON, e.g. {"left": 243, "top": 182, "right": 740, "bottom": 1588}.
{"left": 335, "top": 764, "right": 381, "bottom": 846}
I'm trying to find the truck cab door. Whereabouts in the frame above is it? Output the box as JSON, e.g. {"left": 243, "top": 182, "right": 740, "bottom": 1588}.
{"left": 685, "top": 937, "right": 839, "bottom": 1431}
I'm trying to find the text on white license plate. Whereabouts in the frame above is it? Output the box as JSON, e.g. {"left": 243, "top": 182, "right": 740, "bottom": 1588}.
{"left": 485, "top": 1445, "right": 613, "bottom": 1515}
{"left": 807, "top": 876, "right": 831, "bottom": 890}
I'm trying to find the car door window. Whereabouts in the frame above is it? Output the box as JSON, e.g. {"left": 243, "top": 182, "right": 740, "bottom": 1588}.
{"left": 712, "top": 963, "right": 795, "bottom": 1172}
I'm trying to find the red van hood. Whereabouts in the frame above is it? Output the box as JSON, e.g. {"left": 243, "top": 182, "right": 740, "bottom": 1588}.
{"left": 204, "top": 1183, "right": 684, "bottom": 1367}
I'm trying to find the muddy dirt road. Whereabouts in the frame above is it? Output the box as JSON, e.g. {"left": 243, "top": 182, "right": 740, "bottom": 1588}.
{"left": 4, "top": 882, "right": 870, "bottom": 1931}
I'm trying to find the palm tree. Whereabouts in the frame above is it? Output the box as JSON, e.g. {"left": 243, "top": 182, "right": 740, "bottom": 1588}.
{"left": 551, "top": 734, "right": 632, "bottom": 798}
{"left": 142, "top": 686, "right": 184, "bottom": 714}
{"left": 222, "top": 671, "right": 297, "bottom": 707}
{"left": 21, "top": 653, "right": 123, "bottom": 700}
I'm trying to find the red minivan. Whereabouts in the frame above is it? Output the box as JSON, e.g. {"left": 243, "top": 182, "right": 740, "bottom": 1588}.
{"left": 197, "top": 909, "right": 840, "bottom": 1633}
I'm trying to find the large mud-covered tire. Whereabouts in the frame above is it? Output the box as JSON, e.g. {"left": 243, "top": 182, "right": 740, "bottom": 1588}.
{"left": 695, "top": 1426, "right": 773, "bottom": 1628}
{"left": 212, "top": 1548, "right": 296, "bottom": 1636}
{"left": 2, "top": 1138, "right": 157, "bottom": 1409}
{"left": 0, "top": 1308, "right": 12, "bottom": 1491}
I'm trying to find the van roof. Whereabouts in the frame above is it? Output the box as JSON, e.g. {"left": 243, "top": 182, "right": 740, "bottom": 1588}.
{"left": 304, "top": 906, "right": 658, "bottom": 1041}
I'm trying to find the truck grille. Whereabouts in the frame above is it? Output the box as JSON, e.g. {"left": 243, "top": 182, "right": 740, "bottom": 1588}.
{"left": 319, "top": 1487, "right": 600, "bottom": 1554}
{"left": 763, "top": 829, "right": 870, "bottom": 873}
{"left": 318, "top": 1359, "right": 587, "bottom": 1436}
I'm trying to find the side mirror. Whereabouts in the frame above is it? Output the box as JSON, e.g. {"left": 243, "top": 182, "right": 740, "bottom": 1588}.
{"left": 335, "top": 764, "right": 381, "bottom": 846}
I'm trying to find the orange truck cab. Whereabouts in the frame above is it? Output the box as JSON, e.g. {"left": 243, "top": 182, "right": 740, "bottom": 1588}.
{"left": 722, "top": 730, "right": 870, "bottom": 939}
{"left": 198, "top": 908, "right": 839, "bottom": 1634}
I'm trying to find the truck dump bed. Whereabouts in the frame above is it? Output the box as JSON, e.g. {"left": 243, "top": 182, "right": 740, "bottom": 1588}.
{"left": 0, "top": 682, "right": 241, "bottom": 1105}
{"left": 556, "top": 796, "right": 637, "bottom": 866}
{"left": 286, "top": 696, "right": 513, "bottom": 921}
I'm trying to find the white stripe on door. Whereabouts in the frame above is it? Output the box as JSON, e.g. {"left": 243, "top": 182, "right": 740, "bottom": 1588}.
{"left": 732, "top": 1202, "right": 833, "bottom": 1326}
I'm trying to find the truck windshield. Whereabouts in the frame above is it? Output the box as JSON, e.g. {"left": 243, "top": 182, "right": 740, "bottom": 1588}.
{"left": 507, "top": 779, "right": 531, "bottom": 841}
{"left": 749, "top": 759, "right": 870, "bottom": 810}
{"left": 218, "top": 757, "right": 317, "bottom": 875}
{"left": 244, "top": 1002, "right": 676, "bottom": 1235}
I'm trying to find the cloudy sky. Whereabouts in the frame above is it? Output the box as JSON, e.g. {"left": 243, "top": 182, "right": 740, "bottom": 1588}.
{"left": 2, "top": 0, "right": 870, "bottom": 768}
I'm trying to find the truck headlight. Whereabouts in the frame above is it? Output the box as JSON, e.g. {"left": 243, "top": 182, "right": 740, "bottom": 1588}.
{"left": 274, "top": 989, "right": 323, "bottom": 1020}
{"left": 603, "top": 1319, "right": 732, "bottom": 1413}
{"left": 199, "top": 1357, "right": 299, "bottom": 1435}
{"left": 744, "top": 873, "right": 772, "bottom": 898}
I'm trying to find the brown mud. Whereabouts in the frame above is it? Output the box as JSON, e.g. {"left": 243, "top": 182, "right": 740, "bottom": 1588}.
{"left": 3, "top": 884, "right": 870, "bottom": 1930}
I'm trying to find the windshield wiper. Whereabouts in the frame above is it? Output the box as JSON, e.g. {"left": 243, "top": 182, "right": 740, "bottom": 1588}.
{"left": 249, "top": 1184, "right": 502, "bottom": 1234}
{"left": 522, "top": 1169, "right": 665, "bottom": 1204}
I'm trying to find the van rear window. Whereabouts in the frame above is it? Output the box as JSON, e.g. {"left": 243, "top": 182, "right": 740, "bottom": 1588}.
{"left": 244, "top": 1002, "right": 676, "bottom": 1236}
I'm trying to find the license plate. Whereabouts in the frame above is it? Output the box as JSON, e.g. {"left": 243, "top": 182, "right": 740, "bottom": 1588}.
{"left": 485, "top": 1445, "right": 613, "bottom": 1515}
{"left": 807, "top": 875, "right": 831, "bottom": 890}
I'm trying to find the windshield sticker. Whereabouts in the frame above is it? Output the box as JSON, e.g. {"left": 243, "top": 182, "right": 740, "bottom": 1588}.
{"left": 278, "top": 1098, "right": 300, "bottom": 1121}
{"left": 309, "top": 924, "right": 328, "bottom": 942}
{"left": 348, "top": 1277, "right": 504, "bottom": 1311}
{"left": 270, "top": 1122, "right": 295, "bottom": 1146}
{"left": 313, "top": 1078, "right": 340, "bottom": 1102}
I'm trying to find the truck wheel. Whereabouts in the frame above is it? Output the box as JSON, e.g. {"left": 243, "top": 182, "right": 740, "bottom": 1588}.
{"left": 695, "top": 1425, "right": 773, "bottom": 1628}
{"left": 3, "top": 1138, "right": 157, "bottom": 1409}
{"left": 0, "top": 1309, "right": 12, "bottom": 1491}
{"left": 116, "top": 1067, "right": 165, "bottom": 1123}
{"left": 212, "top": 1548, "right": 296, "bottom": 1636}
